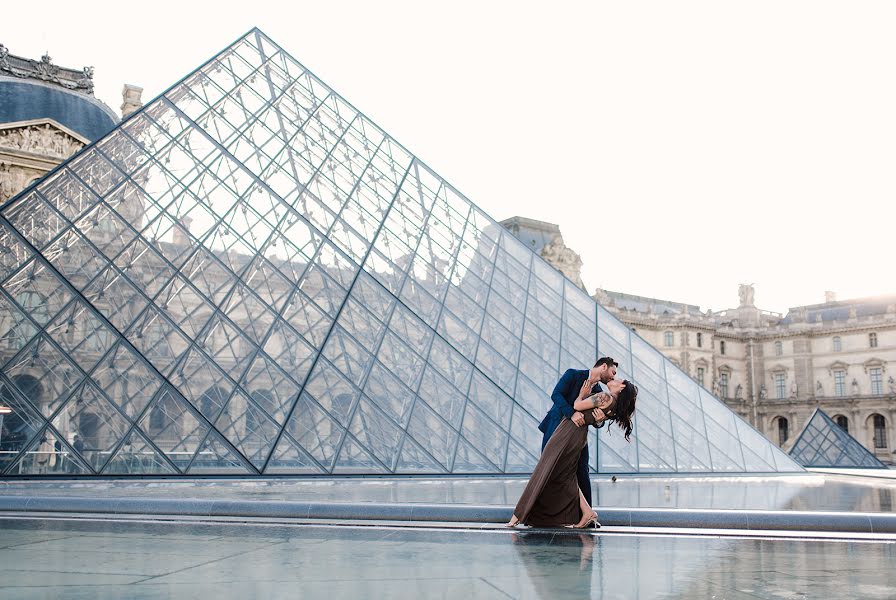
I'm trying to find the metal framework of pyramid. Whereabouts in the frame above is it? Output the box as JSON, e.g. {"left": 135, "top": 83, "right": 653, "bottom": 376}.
{"left": 788, "top": 408, "right": 886, "bottom": 468}
{"left": 0, "top": 29, "right": 803, "bottom": 476}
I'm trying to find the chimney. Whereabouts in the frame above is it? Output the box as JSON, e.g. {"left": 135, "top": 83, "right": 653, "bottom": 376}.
{"left": 121, "top": 84, "right": 144, "bottom": 118}
{"left": 824, "top": 291, "right": 836, "bottom": 303}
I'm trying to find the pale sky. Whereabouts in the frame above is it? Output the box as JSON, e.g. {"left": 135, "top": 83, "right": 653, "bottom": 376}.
{"left": 4, "top": 1, "right": 895, "bottom": 314}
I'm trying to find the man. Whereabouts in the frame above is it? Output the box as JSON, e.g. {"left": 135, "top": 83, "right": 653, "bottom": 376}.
{"left": 538, "top": 356, "right": 618, "bottom": 506}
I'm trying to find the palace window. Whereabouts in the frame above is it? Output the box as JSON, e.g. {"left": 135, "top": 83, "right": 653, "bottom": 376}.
{"left": 664, "top": 331, "right": 674, "bottom": 347}
{"left": 870, "top": 367, "right": 883, "bottom": 395}
{"left": 719, "top": 372, "right": 729, "bottom": 398}
{"left": 833, "top": 336, "right": 842, "bottom": 352}
{"left": 776, "top": 417, "right": 789, "bottom": 446}
{"left": 834, "top": 369, "right": 846, "bottom": 397}
{"left": 873, "top": 414, "right": 887, "bottom": 449}
{"left": 720, "top": 340, "right": 726, "bottom": 355}
{"left": 869, "top": 332, "right": 878, "bottom": 348}
{"left": 697, "top": 367, "right": 705, "bottom": 387}
{"left": 696, "top": 332, "right": 703, "bottom": 348}
{"left": 774, "top": 341, "right": 783, "bottom": 356}
{"left": 834, "top": 415, "right": 849, "bottom": 433}
{"left": 774, "top": 373, "right": 786, "bottom": 399}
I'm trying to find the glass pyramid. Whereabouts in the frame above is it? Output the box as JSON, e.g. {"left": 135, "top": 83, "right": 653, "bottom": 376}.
{"left": 0, "top": 29, "right": 802, "bottom": 476}
{"left": 788, "top": 408, "right": 886, "bottom": 469}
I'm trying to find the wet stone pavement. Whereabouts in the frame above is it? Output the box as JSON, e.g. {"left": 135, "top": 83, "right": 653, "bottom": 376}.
{"left": 0, "top": 517, "right": 894, "bottom": 599}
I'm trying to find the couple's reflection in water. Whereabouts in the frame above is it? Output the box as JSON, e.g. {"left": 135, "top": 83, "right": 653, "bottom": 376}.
{"left": 511, "top": 531, "right": 598, "bottom": 599}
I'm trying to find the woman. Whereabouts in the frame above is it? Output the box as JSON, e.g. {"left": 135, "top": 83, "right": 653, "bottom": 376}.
{"left": 506, "top": 377, "right": 637, "bottom": 529}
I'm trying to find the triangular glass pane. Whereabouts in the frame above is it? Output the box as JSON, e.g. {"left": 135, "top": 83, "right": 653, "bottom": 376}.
{"left": 406, "top": 399, "right": 456, "bottom": 470}
{"left": 265, "top": 433, "right": 326, "bottom": 474}
{"left": 215, "top": 391, "right": 281, "bottom": 470}
{"left": 187, "top": 430, "right": 253, "bottom": 474}
{"left": 102, "top": 428, "right": 177, "bottom": 475}
{"left": 0, "top": 292, "right": 39, "bottom": 360}
{"left": 452, "top": 437, "right": 500, "bottom": 473}
{"left": 5, "top": 335, "right": 83, "bottom": 419}
{"left": 50, "top": 383, "right": 132, "bottom": 472}
{"left": 460, "top": 401, "right": 508, "bottom": 465}
{"left": 137, "top": 386, "right": 210, "bottom": 471}
{"left": 332, "top": 434, "right": 388, "bottom": 474}
{"left": 348, "top": 397, "right": 404, "bottom": 471}
{"left": 283, "top": 393, "right": 346, "bottom": 471}
{"left": 92, "top": 343, "right": 164, "bottom": 420}
{"left": 7, "top": 425, "right": 92, "bottom": 475}
{"left": 504, "top": 439, "right": 539, "bottom": 473}
{"left": 0, "top": 380, "right": 47, "bottom": 473}
{"left": 394, "top": 436, "right": 445, "bottom": 473}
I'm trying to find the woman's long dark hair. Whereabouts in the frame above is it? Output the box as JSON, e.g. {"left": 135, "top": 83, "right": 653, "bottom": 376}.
{"left": 612, "top": 380, "right": 638, "bottom": 442}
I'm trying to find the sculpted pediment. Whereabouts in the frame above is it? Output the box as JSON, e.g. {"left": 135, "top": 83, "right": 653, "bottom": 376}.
{"left": 0, "top": 119, "right": 88, "bottom": 160}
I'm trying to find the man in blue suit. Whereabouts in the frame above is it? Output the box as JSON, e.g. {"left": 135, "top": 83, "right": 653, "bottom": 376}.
{"left": 538, "top": 356, "right": 618, "bottom": 506}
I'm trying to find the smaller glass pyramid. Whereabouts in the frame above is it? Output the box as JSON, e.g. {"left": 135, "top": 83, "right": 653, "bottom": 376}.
{"left": 788, "top": 408, "right": 887, "bottom": 468}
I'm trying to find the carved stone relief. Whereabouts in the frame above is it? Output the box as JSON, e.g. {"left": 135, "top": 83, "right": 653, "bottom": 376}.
{"left": 540, "top": 234, "right": 585, "bottom": 289}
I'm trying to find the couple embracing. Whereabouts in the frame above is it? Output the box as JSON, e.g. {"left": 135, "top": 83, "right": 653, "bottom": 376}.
{"left": 507, "top": 357, "right": 638, "bottom": 529}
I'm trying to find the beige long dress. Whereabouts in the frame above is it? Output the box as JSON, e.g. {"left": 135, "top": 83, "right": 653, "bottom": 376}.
{"left": 512, "top": 397, "right": 605, "bottom": 527}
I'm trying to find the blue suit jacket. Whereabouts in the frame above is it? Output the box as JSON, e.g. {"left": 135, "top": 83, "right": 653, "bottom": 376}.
{"left": 538, "top": 368, "right": 598, "bottom": 438}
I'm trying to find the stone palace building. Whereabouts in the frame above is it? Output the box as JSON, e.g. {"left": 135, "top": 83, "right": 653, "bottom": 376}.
{"left": 503, "top": 216, "right": 896, "bottom": 463}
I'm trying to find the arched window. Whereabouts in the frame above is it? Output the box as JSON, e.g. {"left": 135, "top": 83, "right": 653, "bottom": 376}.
{"left": 774, "top": 341, "right": 783, "bottom": 356}
{"left": 873, "top": 414, "right": 887, "bottom": 449}
{"left": 720, "top": 340, "right": 726, "bottom": 355}
{"left": 774, "top": 416, "right": 789, "bottom": 446}
{"left": 834, "top": 415, "right": 849, "bottom": 433}
{"left": 199, "top": 386, "right": 230, "bottom": 420}
{"left": 869, "top": 332, "right": 878, "bottom": 348}
{"left": 149, "top": 406, "right": 166, "bottom": 432}
{"left": 664, "top": 331, "right": 674, "bottom": 347}
{"left": 833, "top": 336, "right": 842, "bottom": 352}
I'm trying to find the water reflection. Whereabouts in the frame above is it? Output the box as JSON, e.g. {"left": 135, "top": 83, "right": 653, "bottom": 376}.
{"left": 511, "top": 531, "right": 595, "bottom": 599}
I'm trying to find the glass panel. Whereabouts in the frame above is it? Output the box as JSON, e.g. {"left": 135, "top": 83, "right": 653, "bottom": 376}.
{"left": 50, "top": 383, "right": 131, "bottom": 472}
{"left": 406, "top": 399, "right": 457, "bottom": 470}
{"left": 5, "top": 336, "right": 83, "bottom": 419}
{"left": 3, "top": 259, "right": 74, "bottom": 327}
{"left": 261, "top": 320, "right": 316, "bottom": 383}
{"left": 240, "top": 354, "right": 300, "bottom": 425}
{"left": 214, "top": 390, "right": 280, "bottom": 470}
{"left": 264, "top": 432, "right": 326, "bottom": 474}
{"left": 283, "top": 393, "right": 346, "bottom": 472}
{"left": 417, "top": 366, "right": 466, "bottom": 429}
{"left": 186, "top": 430, "right": 253, "bottom": 474}
{"left": 332, "top": 434, "right": 387, "bottom": 474}
{"left": 376, "top": 331, "right": 425, "bottom": 392}
{"left": 394, "top": 436, "right": 445, "bottom": 473}
{"left": 102, "top": 428, "right": 176, "bottom": 475}
{"left": 8, "top": 426, "right": 92, "bottom": 475}
{"left": 348, "top": 396, "right": 404, "bottom": 471}
{"left": 303, "top": 359, "right": 359, "bottom": 423}
{"left": 0, "top": 381, "right": 46, "bottom": 473}
{"left": 138, "top": 386, "right": 212, "bottom": 471}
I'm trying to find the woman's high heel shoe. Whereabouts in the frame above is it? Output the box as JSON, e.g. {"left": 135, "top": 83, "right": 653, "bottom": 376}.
{"left": 564, "top": 512, "right": 600, "bottom": 529}
{"left": 505, "top": 516, "right": 520, "bottom": 528}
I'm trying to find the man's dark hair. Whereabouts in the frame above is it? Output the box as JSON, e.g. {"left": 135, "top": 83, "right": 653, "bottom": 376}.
{"left": 593, "top": 356, "right": 618, "bottom": 368}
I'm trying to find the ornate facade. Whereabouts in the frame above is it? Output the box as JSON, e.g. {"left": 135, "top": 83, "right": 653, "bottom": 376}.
{"left": 0, "top": 44, "right": 141, "bottom": 204}
{"left": 595, "top": 286, "right": 896, "bottom": 463}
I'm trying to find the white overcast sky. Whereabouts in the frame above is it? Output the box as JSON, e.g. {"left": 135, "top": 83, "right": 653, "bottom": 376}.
{"left": 4, "top": 1, "right": 895, "bottom": 314}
